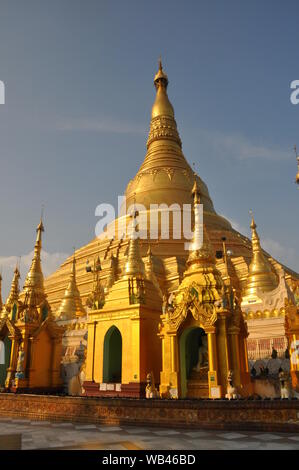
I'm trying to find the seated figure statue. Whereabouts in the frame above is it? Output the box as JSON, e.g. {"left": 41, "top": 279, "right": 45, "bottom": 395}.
{"left": 193, "top": 335, "right": 208, "bottom": 372}
{"left": 145, "top": 371, "right": 159, "bottom": 399}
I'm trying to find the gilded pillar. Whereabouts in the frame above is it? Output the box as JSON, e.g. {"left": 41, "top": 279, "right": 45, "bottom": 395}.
{"left": 216, "top": 314, "right": 230, "bottom": 390}
{"left": 289, "top": 333, "right": 299, "bottom": 390}
{"left": 228, "top": 326, "right": 241, "bottom": 388}
{"left": 159, "top": 330, "right": 179, "bottom": 398}
{"left": 50, "top": 338, "right": 63, "bottom": 387}
{"left": 5, "top": 337, "right": 18, "bottom": 388}
{"left": 86, "top": 320, "right": 96, "bottom": 382}
{"left": 206, "top": 326, "right": 221, "bottom": 398}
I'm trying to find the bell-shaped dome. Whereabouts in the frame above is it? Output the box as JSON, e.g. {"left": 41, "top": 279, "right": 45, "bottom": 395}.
{"left": 124, "top": 60, "right": 231, "bottom": 231}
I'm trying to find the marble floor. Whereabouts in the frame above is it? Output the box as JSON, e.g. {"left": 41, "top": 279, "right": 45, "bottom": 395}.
{"left": 0, "top": 418, "right": 298, "bottom": 450}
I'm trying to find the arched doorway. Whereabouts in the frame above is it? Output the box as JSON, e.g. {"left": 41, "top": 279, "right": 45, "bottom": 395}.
{"left": 103, "top": 326, "right": 122, "bottom": 383}
{"left": 179, "top": 326, "right": 208, "bottom": 398}
{"left": 0, "top": 336, "right": 12, "bottom": 387}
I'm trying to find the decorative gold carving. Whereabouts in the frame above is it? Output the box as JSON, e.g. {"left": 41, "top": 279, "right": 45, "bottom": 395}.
{"left": 147, "top": 115, "right": 182, "bottom": 148}
{"left": 167, "top": 283, "right": 218, "bottom": 330}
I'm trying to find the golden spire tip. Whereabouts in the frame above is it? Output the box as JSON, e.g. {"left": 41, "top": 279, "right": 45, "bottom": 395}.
{"left": 249, "top": 210, "right": 256, "bottom": 229}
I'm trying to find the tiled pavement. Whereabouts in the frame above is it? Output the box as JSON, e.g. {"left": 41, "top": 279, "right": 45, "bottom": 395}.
{"left": 0, "top": 418, "right": 299, "bottom": 450}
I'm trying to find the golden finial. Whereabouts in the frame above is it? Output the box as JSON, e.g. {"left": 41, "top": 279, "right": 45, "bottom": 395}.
{"left": 249, "top": 209, "right": 256, "bottom": 230}
{"left": 158, "top": 55, "right": 162, "bottom": 71}
{"left": 154, "top": 56, "right": 169, "bottom": 88}
{"left": 191, "top": 176, "right": 200, "bottom": 205}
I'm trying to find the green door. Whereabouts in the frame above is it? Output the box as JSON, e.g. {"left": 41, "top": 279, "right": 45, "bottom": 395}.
{"left": 0, "top": 336, "right": 12, "bottom": 387}
{"left": 103, "top": 327, "right": 122, "bottom": 383}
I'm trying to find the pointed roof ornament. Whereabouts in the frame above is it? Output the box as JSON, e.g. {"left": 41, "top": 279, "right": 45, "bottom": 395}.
{"left": 243, "top": 212, "right": 278, "bottom": 297}
{"left": 145, "top": 244, "right": 154, "bottom": 275}
{"left": 6, "top": 264, "right": 20, "bottom": 308}
{"left": 144, "top": 245, "right": 163, "bottom": 298}
{"left": 151, "top": 57, "right": 174, "bottom": 120}
{"left": 56, "top": 250, "right": 86, "bottom": 320}
{"left": 187, "top": 180, "right": 214, "bottom": 266}
{"left": 23, "top": 217, "right": 46, "bottom": 308}
{"left": 154, "top": 56, "right": 169, "bottom": 88}
{"left": 125, "top": 208, "right": 145, "bottom": 277}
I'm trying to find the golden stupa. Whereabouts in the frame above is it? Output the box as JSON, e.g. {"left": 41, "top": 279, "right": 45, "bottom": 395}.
{"left": 56, "top": 254, "right": 86, "bottom": 321}
{"left": 243, "top": 215, "right": 278, "bottom": 298}
{"left": 44, "top": 60, "right": 298, "bottom": 313}
{"left": 0, "top": 221, "right": 64, "bottom": 392}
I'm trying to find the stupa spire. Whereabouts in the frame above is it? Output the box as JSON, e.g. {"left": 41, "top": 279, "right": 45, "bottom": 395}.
{"left": 147, "top": 58, "right": 181, "bottom": 148}
{"left": 243, "top": 213, "right": 278, "bottom": 297}
{"left": 144, "top": 245, "right": 162, "bottom": 297}
{"left": 57, "top": 252, "right": 86, "bottom": 320}
{"left": 187, "top": 179, "right": 215, "bottom": 267}
{"left": 177, "top": 182, "right": 223, "bottom": 305}
{"left": 6, "top": 265, "right": 20, "bottom": 307}
{"left": 125, "top": 209, "right": 145, "bottom": 278}
{"left": 23, "top": 218, "right": 46, "bottom": 308}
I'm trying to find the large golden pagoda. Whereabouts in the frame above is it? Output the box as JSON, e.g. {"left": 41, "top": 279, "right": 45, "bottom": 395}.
{"left": 42, "top": 61, "right": 299, "bottom": 396}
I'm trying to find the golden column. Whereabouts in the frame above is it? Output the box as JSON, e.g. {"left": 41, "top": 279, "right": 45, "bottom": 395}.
{"left": 228, "top": 325, "right": 241, "bottom": 388}
{"left": 216, "top": 313, "right": 230, "bottom": 390}
{"left": 206, "top": 325, "right": 221, "bottom": 397}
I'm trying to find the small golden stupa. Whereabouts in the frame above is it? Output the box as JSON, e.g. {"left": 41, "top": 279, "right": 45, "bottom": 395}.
{"left": 56, "top": 254, "right": 86, "bottom": 321}
{"left": 243, "top": 215, "right": 278, "bottom": 299}
{"left": 0, "top": 220, "right": 64, "bottom": 392}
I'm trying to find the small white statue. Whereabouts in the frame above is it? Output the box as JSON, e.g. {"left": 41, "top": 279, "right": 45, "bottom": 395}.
{"left": 225, "top": 370, "right": 240, "bottom": 400}
{"left": 279, "top": 370, "right": 292, "bottom": 399}
{"left": 68, "top": 350, "right": 87, "bottom": 396}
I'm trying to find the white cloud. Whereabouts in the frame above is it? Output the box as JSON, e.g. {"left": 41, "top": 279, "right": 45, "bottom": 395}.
{"left": 198, "top": 129, "right": 291, "bottom": 161}
{"left": 220, "top": 213, "right": 249, "bottom": 237}
{"left": 57, "top": 116, "right": 145, "bottom": 135}
{"left": 0, "top": 251, "right": 68, "bottom": 300}
{"left": 262, "top": 238, "right": 296, "bottom": 263}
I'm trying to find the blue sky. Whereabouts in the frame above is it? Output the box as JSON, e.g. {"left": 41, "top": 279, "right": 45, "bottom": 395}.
{"left": 0, "top": 0, "right": 298, "bottom": 296}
